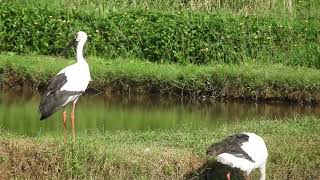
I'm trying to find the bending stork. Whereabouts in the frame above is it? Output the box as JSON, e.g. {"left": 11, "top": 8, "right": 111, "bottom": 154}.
{"left": 206, "top": 132, "right": 268, "bottom": 180}
{"left": 38, "top": 31, "right": 91, "bottom": 143}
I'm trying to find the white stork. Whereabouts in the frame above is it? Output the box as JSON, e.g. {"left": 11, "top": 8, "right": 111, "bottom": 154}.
{"left": 38, "top": 31, "right": 91, "bottom": 143}
{"left": 206, "top": 132, "right": 268, "bottom": 180}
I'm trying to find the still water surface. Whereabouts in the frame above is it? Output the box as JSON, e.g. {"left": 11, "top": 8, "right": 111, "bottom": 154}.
{"left": 0, "top": 91, "right": 319, "bottom": 136}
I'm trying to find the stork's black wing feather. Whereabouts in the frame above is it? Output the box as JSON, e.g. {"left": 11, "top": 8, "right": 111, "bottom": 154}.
{"left": 38, "top": 73, "right": 80, "bottom": 120}
{"left": 47, "top": 73, "right": 68, "bottom": 92}
{"left": 206, "top": 133, "right": 255, "bottom": 162}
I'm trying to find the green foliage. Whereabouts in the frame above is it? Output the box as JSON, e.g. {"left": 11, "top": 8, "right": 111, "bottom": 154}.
{"left": 1, "top": 2, "right": 320, "bottom": 67}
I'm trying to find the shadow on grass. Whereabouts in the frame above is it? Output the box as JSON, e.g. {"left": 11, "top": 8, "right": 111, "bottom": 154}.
{"left": 185, "top": 160, "right": 244, "bottom": 180}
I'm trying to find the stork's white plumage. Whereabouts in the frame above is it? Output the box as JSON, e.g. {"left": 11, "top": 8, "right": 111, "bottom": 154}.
{"left": 206, "top": 132, "right": 268, "bottom": 180}
{"left": 38, "top": 31, "right": 91, "bottom": 142}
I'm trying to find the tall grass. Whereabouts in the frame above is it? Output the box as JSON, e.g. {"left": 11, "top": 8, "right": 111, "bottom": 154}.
{"left": 6, "top": 0, "right": 319, "bottom": 17}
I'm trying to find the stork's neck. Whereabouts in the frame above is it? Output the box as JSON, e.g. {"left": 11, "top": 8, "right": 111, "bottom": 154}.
{"left": 76, "top": 39, "right": 87, "bottom": 63}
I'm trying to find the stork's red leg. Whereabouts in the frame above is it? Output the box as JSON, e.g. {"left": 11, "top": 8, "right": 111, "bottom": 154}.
{"left": 71, "top": 102, "right": 76, "bottom": 142}
{"left": 227, "top": 172, "right": 230, "bottom": 180}
{"left": 63, "top": 111, "right": 67, "bottom": 143}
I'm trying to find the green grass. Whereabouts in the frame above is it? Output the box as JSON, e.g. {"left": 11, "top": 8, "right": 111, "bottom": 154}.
{"left": 0, "top": 116, "right": 319, "bottom": 179}
{"left": 1, "top": 53, "right": 320, "bottom": 103}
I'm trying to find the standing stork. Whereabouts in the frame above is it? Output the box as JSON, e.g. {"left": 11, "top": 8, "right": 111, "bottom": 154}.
{"left": 39, "top": 31, "right": 91, "bottom": 143}
{"left": 206, "top": 132, "right": 268, "bottom": 180}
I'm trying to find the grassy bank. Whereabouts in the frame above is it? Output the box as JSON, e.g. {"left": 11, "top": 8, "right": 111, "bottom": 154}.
{"left": 1, "top": 54, "right": 320, "bottom": 103}
{"left": 0, "top": 116, "right": 319, "bottom": 179}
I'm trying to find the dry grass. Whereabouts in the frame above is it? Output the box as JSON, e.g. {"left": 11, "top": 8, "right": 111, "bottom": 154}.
{"left": 188, "top": 0, "right": 293, "bottom": 14}
{"left": 0, "top": 138, "right": 64, "bottom": 179}
{"left": 0, "top": 137, "right": 203, "bottom": 179}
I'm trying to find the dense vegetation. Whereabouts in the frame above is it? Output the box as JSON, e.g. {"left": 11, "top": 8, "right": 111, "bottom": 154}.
{"left": 1, "top": 1, "right": 319, "bottom": 67}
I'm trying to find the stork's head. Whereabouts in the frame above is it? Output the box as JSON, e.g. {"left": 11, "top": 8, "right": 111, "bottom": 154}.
{"left": 61, "top": 31, "right": 87, "bottom": 57}
{"left": 76, "top": 31, "right": 87, "bottom": 42}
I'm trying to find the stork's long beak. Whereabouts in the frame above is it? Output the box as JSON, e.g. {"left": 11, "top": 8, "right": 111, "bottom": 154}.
{"left": 60, "top": 38, "right": 77, "bottom": 57}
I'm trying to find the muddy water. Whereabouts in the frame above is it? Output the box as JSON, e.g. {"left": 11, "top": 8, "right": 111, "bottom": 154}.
{"left": 0, "top": 91, "right": 319, "bottom": 136}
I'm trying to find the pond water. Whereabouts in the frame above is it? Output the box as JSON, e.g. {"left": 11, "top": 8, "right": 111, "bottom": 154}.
{"left": 0, "top": 91, "right": 319, "bottom": 136}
